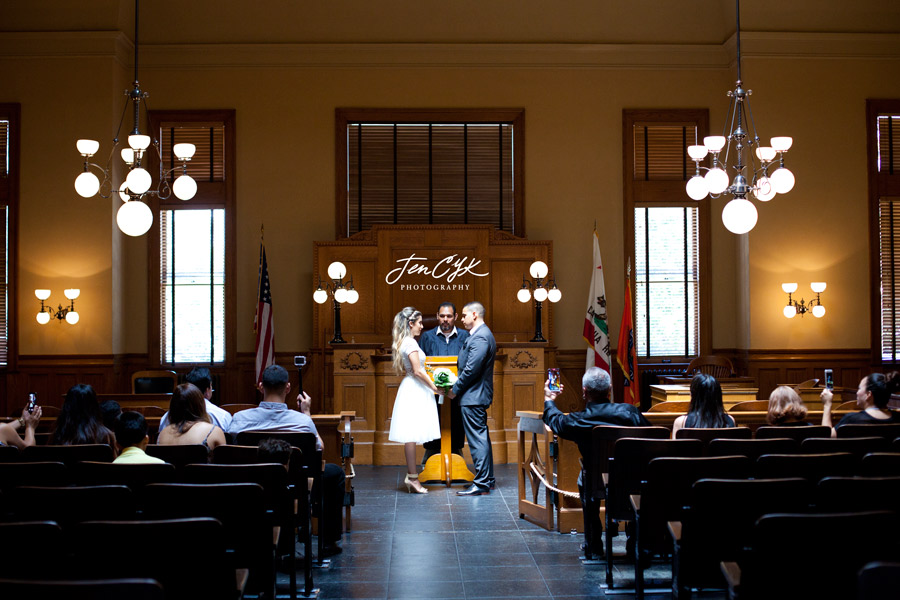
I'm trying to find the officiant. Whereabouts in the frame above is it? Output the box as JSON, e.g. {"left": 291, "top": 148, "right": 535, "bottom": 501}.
{"left": 419, "top": 302, "right": 468, "bottom": 463}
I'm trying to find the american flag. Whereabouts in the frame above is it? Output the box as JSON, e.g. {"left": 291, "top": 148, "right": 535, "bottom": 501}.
{"left": 254, "top": 240, "right": 275, "bottom": 385}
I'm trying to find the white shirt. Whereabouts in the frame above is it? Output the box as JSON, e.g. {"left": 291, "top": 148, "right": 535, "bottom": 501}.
{"left": 158, "top": 398, "right": 233, "bottom": 432}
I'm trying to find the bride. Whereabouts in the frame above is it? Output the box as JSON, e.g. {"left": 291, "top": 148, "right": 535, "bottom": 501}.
{"left": 388, "top": 306, "right": 440, "bottom": 493}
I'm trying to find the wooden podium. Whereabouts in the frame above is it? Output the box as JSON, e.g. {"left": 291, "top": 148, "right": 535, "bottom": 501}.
{"left": 419, "top": 356, "right": 475, "bottom": 486}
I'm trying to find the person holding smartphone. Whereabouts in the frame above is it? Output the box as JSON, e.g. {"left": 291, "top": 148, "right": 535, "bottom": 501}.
{"left": 821, "top": 371, "right": 900, "bottom": 436}
{"left": 0, "top": 397, "right": 42, "bottom": 449}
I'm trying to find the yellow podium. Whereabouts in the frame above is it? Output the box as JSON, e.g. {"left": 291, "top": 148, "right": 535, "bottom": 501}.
{"left": 420, "top": 356, "right": 475, "bottom": 486}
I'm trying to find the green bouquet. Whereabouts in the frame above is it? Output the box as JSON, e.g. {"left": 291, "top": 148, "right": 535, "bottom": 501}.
{"left": 431, "top": 367, "right": 458, "bottom": 389}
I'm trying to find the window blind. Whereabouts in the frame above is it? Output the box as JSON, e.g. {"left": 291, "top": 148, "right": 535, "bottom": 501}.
{"left": 0, "top": 205, "right": 7, "bottom": 366}
{"left": 877, "top": 115, "right": 900, "bottom": 175}
{"left": 159, "top": 122, "right": 225, "bottom": 183}
{"left": 0, "top": 120, "right": 8, "bottom": 178}
{"left": 634, "top": 124, "right": 691, "bottom": 181}
{"left": 347, "top": 122, "right": 514, "bottom": 235}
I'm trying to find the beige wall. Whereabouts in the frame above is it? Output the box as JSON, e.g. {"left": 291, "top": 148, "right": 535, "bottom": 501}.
{"left": 2, "top": 12, "right": 899, "bottom": 360}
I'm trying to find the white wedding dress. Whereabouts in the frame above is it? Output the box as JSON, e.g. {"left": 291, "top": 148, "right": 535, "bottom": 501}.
{"left": 388, "top": 337, "right": 440, "bottom": 444}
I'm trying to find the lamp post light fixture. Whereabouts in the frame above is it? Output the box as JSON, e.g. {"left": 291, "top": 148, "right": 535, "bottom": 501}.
{"left": 73, "top": 0, "right": 197, "bottom": 238}
{"left": 516, "top": 260, "right": 561, "bottom": 342}
{"left": 313, "top": 261, "right": 359, "bottom": 344}
{"left": 782, "top": 282, "right": 826, "bottom": 319}
{"left": 35, "top": 288, "right": 80, "bottom": 325}
{"left": 685, "top": 0, "right": 794, "bottom": 235}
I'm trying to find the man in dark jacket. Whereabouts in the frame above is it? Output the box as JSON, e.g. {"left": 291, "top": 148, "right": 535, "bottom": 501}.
{"left": 543, "top": 366, "right": 650, "bottom": 557}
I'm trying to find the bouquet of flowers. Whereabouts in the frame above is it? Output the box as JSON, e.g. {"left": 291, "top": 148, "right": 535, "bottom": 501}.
{"left": 431, "top": 367, "right": 458, "bottom": 390}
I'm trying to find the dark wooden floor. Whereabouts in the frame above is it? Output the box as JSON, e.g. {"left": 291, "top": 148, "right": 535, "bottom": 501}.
{"left": 278, "top": 463, "right": 727, "bottom": 599}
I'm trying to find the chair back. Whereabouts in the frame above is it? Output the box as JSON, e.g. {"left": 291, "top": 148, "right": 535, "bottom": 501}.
{"left": 72, "top": 461, "right": 176, "bottom": 489}
{"left": 835, "top": 400, "right": 860, "bottom": 412}
{"left": 0, "top": 521, "right": 64, "bottom": 580}
{"left": 675, "top": 427, "right": 752, "bottom": 445}
{"left": 800, "top": 436, "right": 889, "bottom": 460}
{"left": 220, "top": 403, "right": 257, "bottom": 416}
{"left": 235, "top": 430, "right": 313, "bottom": 448}
{"left": 738, "top": 511, "right": 900, "bottom": 600}
{"left": 211, "top": 444, "right": 263, "bottom": 465}
{"left": 131, "top": 405, "right": 167, "bottom": 417}
{"left": 755, "top": 425, "right": 831, "bottom": 442}
{"left": 74, "top": 518, "right": 234, "bottom": 600}
{"left": 728, "top": 400, "right": 770, "bottom": 412}
{"left": 8, "top": 485, "right": 135, "bottom": 526}
{"left": 131, "top": 370, "right": 177, "bottom": 394}
{"left": 707, "top": 437, "right": 799, "bottom": 460}
{"left": 755, "top": 452, "right": 856, "bottom": 481}
{"left": 685, "top": 355, "right": 735, "bottom": 378}
{"left": 861, "top": 452, "right": 900, "bottom": 477}
{"left": 144, "top": 444, "right": 208, "bottom": 469}
{"left": 0, "top": 578, "right": 164, "bottom": 600}
{"left": 816, "top": 476, "right": 900, "bottom": 512}
{"left": 836, "top": 423, "right": 900, "bottom": 440}
{"left": 0, "top": 462, "right": 68, "bottom": 492}
{"left": 857, "top": 561, "right": 900, "bottom": 600}
{"left": 588, "top": 425, "right": 669, "bottom": 498}
{"left": 0, "top": 445, "right": 18, "bottom": 462}
{"left": 22, "top": 444, "right": 115, "bottom": 466}
{"left": 180, "top": 463, "right": 291, "bottom": 515}
{"left": 646, "top": 400, "right": 690, "bottom": 413}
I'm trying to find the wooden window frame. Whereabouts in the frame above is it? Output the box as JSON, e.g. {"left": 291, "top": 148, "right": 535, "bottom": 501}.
{"left": 623, "top": 108, "right": 712, "bottom": 362}
{"left": 0, "top": 104, "right": 19, "bottom": 371}
{"left": 335, "top": 108, "right": 525, "bottom": 239}
{"left": 147, "top": 109, "right": 236, "bottom": 368}
{"left": 867, "top": 99, "right": 900, "bottom": 365}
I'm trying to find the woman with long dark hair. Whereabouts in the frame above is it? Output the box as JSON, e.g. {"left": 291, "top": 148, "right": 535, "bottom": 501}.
{"left": 50, "top": 383, "right": 115, "bottom": 446}
{"left": 156, "top": 383, "right": 225, "bottom": 451}
{"left": 671, "top": 373, "right": 735, "bottom": 438}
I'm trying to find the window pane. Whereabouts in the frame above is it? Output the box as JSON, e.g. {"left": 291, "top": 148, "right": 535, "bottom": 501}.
{"left": 634, "top": 206, "right": 699, "bottom": 357}
{"left": 161, "top": 208, "right": 226, "bottom": 363}
{"left": 159, "top": 123, "right": 225, "bottom": 183}
{"left": 877, "top": 115, "right": 900, "bottom": 175}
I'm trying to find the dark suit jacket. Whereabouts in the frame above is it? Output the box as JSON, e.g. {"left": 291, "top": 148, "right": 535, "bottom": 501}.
{"left": 451, "top": 324, "right": 496, "bottom": 407}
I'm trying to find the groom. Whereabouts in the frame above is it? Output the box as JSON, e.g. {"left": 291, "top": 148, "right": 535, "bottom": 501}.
{"left": 447, "top": 301, "right": 497, "bottom": 496}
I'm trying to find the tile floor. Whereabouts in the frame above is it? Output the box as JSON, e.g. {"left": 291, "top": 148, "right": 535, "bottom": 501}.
{"left": 277, "top": 463, "right": 728, "bottom": 599}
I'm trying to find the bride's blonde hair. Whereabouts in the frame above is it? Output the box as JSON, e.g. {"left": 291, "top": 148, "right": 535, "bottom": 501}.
{"left": 391, "top": 306, "right": 422, "bottom": 375}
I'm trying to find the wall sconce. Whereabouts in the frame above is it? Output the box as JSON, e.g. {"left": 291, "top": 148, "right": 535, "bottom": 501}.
{"left": 35, "top": 289, "right": 80, "bottom": 325}
{"left": 313, "top": 261, "right": 359, "bottom": 344}
{"left": 782, "top": 282, "right": 826, "bottom": 318}
{"left": 516, "top": 260, "right": 562, "bottom": 342}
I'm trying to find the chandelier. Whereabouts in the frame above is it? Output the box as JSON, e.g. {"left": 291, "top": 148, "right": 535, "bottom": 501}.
{"left": 685, "top": 0, "right": 794, "bottom": 235}
{"left": 73, "top": 0, "right": 197, "bottom": 237}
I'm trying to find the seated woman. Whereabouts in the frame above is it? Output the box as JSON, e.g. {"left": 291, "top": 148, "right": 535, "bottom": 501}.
{"left": 50, "top": 384, "right": 115, "bottom": 446}
{"left": 822, "top": 372, "right": 900, "bottom": 436}
{"left": 156, "top": 383, "right": 226, "bottom": 452}
{"left": 766, "top": 386, "right": 811, "bottom": 426}
{"left": 671, "top": 373, "right": 735, "bottom": 438}
{"left": 0, "top": 401, "right": 42, "bottom": 449}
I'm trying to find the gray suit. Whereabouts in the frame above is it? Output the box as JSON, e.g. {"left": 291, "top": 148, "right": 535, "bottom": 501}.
{"left": 451, "top": 323, "right": 497, "bottom": 489}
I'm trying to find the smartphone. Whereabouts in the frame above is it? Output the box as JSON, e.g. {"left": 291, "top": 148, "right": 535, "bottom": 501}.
{"left": 548, "top": 368, "right": 561, "bottom": 391}
{"left": 26, "top": 393, "right": 37, "bottom": 413}
{"left": 824, "top": 369, "right": 834, "bottom": 390}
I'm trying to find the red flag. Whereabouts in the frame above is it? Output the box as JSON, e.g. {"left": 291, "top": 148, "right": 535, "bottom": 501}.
{"left": 616, "top": 261, "right": 640, "bottom": 406}
{"left": 254, "top": 238, "right": 275, "bottom": 385}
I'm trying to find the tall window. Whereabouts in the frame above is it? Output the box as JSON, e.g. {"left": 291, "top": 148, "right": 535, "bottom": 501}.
{"left": 0, "top": 105, "right": 19, "bottom": 369}
{"left": 623, "top": 110, "right": 711, "bottom": 359}
{"left": 149, "top": 110, "right": 235, "bottom": 366}
{"left": 868, "top": 100, "right": 900, "bottom": 362}
{"left": 336, "top": 109, "right": 525, "bottom": 238}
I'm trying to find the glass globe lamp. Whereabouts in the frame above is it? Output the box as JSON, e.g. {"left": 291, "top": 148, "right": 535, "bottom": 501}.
{"left": 721, "top": 198, "right": 758, "bottom": 235}
{"left": 117, "top": 200, "right": 153, "bottom": 237}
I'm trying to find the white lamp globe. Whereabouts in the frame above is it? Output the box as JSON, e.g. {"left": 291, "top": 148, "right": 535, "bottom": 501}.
{"left": 704, "top": 168, "right": 730, "bottom": 194}
{"left": 811, "top": 282, "right": 827, "bottom": 293}
{"left": 547, "top": 287, "right": 562, "bottom": 303}
{"left": 517, "top": 288, "right": 531, "bottom": 303}
{"left": 346, "top": 289, "right": 359, "bottom": 304}
{"left": 173, "top": 175, "right": 197, "bottom": 200}
{"left": 721, "top": 198, "right": 758, "bottom": 234}
{"left": 783, "top": 305, "right": 797, "bottom": 319}
{"left": 687, "top": 145, "right": 709, "bottom": 160}
{"left": 753, "top": 176, "right": 777, "bottom": 202}
{"left": 770, "top": 137, "right": 793, "bottom": 152}
{"left": 313, "top": 288, "right": 329, "bottom": 304}
{"left": 703, "top": 136, "right": 727, "bottom": 153}
{"left": 334, "top": 287, "right": 348, "bottom": 303}
{"left": 755, "top": 146, "right": 777, "bottom": 162}
{"left": 118, "top": 183, "right": 131, "bottom": 202}
{"left": 686, "top": 175, "right": 709, "bottom": 200}
{"left": 76, "top": 139, "right": 100, "bottom": 156}
{"left": 529, "top": 261, "right": 549, "bottom": 279}
{"left": 64, "top": 288, "right": 80, "bottom": 300}
{"left": 126, "top": 167, "right": 152, "bottom": 194}
{"left": 65, "top": 311, "right": 80, "bottom": 325}
{"left": 121, "top": 148, "right": 135, "bottom": 165}
{"left": 327, "top": 262, "right": 346, "bottom": 280}
{"left": 34, "top": 289, "right": 51, "bottom": 301}
{"left": 812, "top": 305, "right": 826, "bottom": 318}
{"left": 782, "top": 283, "right": 798, "bottom": 294}
{"left": 533, "top": 287, "right": 549, "bottom": 302}
{"left": 128, "top": 134, "right": 151, "bottom": 151}
{"left": 75, "top": 172, "right": 100, "bottom": 198}
{"left": 770, "top": 167, "right": 795, "bottom": 194}
{"left": 36, "top": 311, "right": 51, "bottom": 325}
{"left": 173, "top": 143, "right": 196, "bottom": 160}
{"left": 117, "top": 200, "right": 153, "bottom": 237}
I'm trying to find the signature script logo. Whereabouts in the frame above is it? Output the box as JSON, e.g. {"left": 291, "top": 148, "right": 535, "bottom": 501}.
{"left": 385, "top": 253, "right": 489, "bottom": 285}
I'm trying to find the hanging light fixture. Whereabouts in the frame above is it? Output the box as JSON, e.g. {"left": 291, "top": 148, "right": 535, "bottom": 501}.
{"left": 73, "top": 0, "right": 197, "bottom": 237}
{"left": 685, "top": 0, "right": 794, "bottom": 234}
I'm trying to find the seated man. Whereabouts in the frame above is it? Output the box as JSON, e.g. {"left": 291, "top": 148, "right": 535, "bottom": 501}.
{"left": 113, "top": 412, "right": 166, "bottom": 464}
{"left": 542, "top": 366, "right": 650, "bottom": 557}
{"left": 158, "top": 366, "right": 232, "bottom": 432}
{"left": 230, "top": 364, "right": 345, "bottom": 556}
